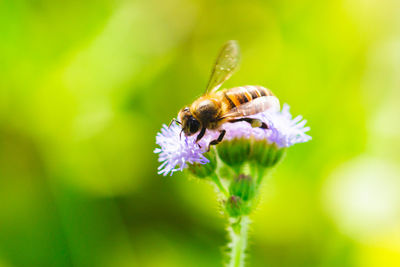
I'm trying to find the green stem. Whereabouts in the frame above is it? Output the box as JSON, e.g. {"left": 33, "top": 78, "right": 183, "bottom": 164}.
{"left": 228, "top": 216, "right": 250, "bottom": 267}
{"left": 210, "top": 173, "right": 229, "bottom": 197}
{"left": 256, "top": 165, "right": 266, "bottom": 186}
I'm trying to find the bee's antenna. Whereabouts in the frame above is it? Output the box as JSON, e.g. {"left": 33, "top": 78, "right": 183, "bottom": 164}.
{"left": 168, "top": 119, "right": 175, "bottom": 128}
{"left": 168, "top": 118, "right": 181, "bottom": 128}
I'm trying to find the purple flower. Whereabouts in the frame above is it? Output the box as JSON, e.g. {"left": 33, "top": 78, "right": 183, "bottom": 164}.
{"left": 154, "top": 123, "right": 218, "bottom": 176}
{"left": 155, "top": 104, "right": 311, "bottom": 175}
{"left": 262, "top": 104, "right": 311, "bottom": 147}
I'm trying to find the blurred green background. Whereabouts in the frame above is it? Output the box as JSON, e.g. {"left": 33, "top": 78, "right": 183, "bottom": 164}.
{"left": 1, "top": 0, "right": 400, "bottom": 266}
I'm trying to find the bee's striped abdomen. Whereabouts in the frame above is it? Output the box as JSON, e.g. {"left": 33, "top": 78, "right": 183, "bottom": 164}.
{"left": 223, "top": 86, "right": 273, "bottom": 110}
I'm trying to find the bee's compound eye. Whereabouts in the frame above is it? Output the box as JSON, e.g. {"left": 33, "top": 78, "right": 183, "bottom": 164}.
{"left": 188, "top": 117, "right": 200, "bottom": 134}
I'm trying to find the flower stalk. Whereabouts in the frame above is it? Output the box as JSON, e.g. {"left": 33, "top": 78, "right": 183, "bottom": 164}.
{"left": 228, "top": 216, "right": 250, "bottom": 267}
{"left": 210, "top": 173, "right": 229, "bottom": 197}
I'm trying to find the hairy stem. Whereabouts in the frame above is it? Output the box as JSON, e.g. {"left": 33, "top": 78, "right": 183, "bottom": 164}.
{"left": 210, "top": 173, "right": 229, "bottom": 197}
{"left": 228, "top": 216, "right": 250, "bottom": 267}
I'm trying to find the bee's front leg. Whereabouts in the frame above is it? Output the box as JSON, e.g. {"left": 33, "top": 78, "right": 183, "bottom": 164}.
{"left": 207, "top": 130, "right": 226, "bottom": 152}
{"left": 196, "top": 127, "right": 206, "bottom": 147}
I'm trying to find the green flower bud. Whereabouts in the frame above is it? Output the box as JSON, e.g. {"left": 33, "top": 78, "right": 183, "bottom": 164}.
{"left": 188, "top": 149, "right": 217, "bottom": 178}
{"left": 250, "top": 140, "right": 286, "bottom": 168}
{"left": 225, "top": 196, "right": 243, "bottom": 218}
{"left": 226, "top": 195, "right": 253, "bottom": 217}
{"left": 229, "top": 174, "right": 255, "bottom": 201}
{"left": 217, "top": 138, "right": 251, "bottom": 170}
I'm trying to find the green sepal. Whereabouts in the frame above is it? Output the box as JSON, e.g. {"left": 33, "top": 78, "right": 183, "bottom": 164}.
{"left": 251, "top": 140, "right": 286, "bottom": 168}
{"left": 217, "top": 138, "right": 251, "bottom": 170}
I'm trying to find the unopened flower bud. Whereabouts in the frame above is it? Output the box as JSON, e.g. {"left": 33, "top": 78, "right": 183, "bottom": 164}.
{"left": 225, "top": 196, "right": 243, "bottom": 218}
{"left": 229, "top": 174, "right": 255, "bottom": 201}
{"left": 217, "top": 138, "right": 251, "bottom": 169}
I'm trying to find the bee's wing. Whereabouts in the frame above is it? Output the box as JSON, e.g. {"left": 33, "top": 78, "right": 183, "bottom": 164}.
{"left": 222, "top": 96, "right": 280, "bottom": 119}
{"left": 204, "top": 40, "right": 241, "bottom": 93}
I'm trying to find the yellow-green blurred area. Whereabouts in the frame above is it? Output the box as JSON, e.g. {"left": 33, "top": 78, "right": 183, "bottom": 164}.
{"left": 1, "top": 0, "right": 400, "bottom": 266}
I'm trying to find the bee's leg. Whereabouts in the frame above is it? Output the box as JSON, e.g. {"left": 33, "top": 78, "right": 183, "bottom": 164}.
{"left": 228, "top": 118, "right": 268, "bottom": 129}
{"left": 196, "top": 127, "right": 206, "bottom": 144}
{"left": 207, "top": 130, "right": 226, "bottom": 151}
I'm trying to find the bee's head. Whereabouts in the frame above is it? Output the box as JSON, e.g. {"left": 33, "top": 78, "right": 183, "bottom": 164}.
{"left": 178, "top": 107, "right": 200, "bottom": 136}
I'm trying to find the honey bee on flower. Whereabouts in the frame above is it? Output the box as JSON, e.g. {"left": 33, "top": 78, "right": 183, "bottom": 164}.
{"left": 155, "top": 41, "right": 311, "bottom": 176}
{"left": 172, "top": 40, "right": 280, "bottom": 149}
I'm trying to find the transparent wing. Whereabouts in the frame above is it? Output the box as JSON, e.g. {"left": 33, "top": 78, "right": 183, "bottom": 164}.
{"left": 205, "top": 40, "right": 241, "bottom": 93}
{"left": 222, "top": 96, "right": 280, "bottom": 119}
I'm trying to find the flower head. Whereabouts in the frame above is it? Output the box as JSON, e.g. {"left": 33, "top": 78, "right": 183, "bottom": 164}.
{"left": 261, "top": 104, "right": 311, "bottom": 147}
{"left": 154, "top": 123, "right": 218, "bottom": 176}
{"left": 155, "top": 104, "right": 311, "bottom": 175}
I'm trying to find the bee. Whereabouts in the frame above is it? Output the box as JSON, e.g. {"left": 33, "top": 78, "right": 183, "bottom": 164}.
{"left": 173, "top": 40, "right": 280, "bottom": 148}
